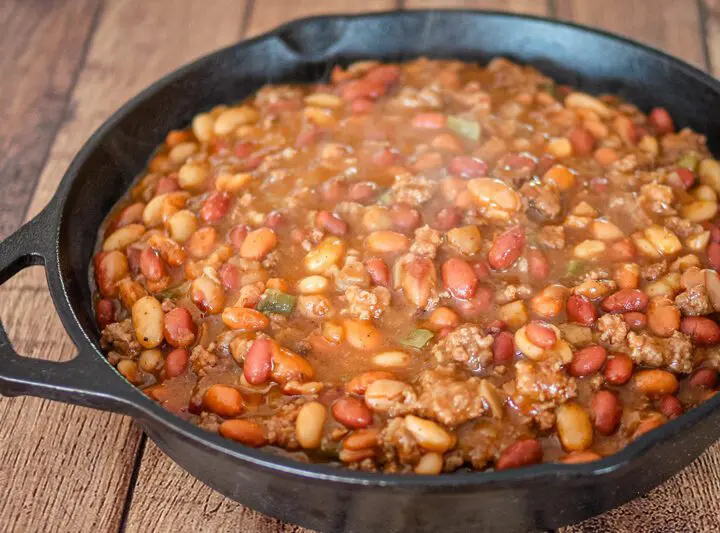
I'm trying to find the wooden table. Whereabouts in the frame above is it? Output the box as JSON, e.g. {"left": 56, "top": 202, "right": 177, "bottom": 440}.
{"left": 2, "top": 1, "right": 720, "bottom": 531}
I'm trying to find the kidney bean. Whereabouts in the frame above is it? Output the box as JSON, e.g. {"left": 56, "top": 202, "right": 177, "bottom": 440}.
{"left": 203, "top": 384, "right": 244, "bottom": 418}
{"left": 126, "top": 247, "right": 142, "bottom": 276}
{"left": 348, "top": 181, "right": 377, "bottom": 203}
{"left": 316, "top": 210, "right": 348, "bottom": 236}
{"left": 689, "top": 367, "right": 719, "bottom": 388}
{"left": 634, "top": 369, "right": 679, "bottom": 397}
{"left": 332, "top": 396, "right": 373, "bottom": 429}
{"left": 434, "top": 207, "right": 461, "bottom": 230}
{"left": 658, "top": 395, "right": 683, "bottom": 419}
{"left": 496, "top": 438, "right": 542, "bottom": 470}
{"left": 95, "top": 299, "right": 115, "bottom": 330}
{"left": 456, "top": 285, "right": 494, "bottom": 319}
{"left": 601, "top": 289, "right": 648, "bottom": 313}
{"left": 390, "top": 204, "right": 422, "bottom": 232}
{"left": 649, "top": 107, "right": 674, "bottom": 134}
{"left": 448, "top": 156, "right": 488, "bottom": 178}
{"left": 365, "top": 257, "right": 390, "bottom": 287}
{"left": 680, "top": 316, "right": 720, "bottom": 345}
{"left": 488, "top": 226, "right": 525, "bottom": 270}
{"left": 200, "top": 191, "right": 231, "bottom": 223}
{"left": 623, "top": 312, "right": 647, "bottom": 330}
{"left": 590, "top": 390, "right": 622, "bottom": 435}
{"left": 527, "top": 249, "right": 550, "bottom": 281}
{"left": 155, "top": 175, "right": 180, "bottom": 196}
{"left": 140, "top": 247, "right": 166, "bottom": 282}
{"left": 604, "top": 354, "right": 634, "bottom": 385}
{"left": 219, "top": 419, "right": 266, "bottom": 447}
{"left": 163, "top": 307, "right": 197, "bottom": 347}
{"left": 525, "top": 321, "right": 557, "bottom": 348}
{"left": 702, "top": 221, "right": 720, "bottom": 243}
{"left": 107, "top": 203, "right": 145, "bottom": 237}
{"left": 673, "top": 167, "right": 695, "bottom": 189}
{"left": 492, "top": 331, "right": 515, "bottom": 365}
{"left": 569, "top": 126, "right": 595, "bottom": 155}
{"left": 264, "top": 211, "right": 286, "bottom": 230}
{"left": 164, "top": 348, "right": 189, "bottom": 378}
{"left": 244, "top": 337, "right": 273, "bottom": 385}
{"left": 568, "top": 346, "right": 607, "bottom": 377}
{"left": 707, "top": 242, "right": 720, "bottom": 271}
{"left": 441, "top": 258, "right": 478, "bottom": 300}
{"left": 218, "top": 263, "right": 241, "bottom": 292}
{"left": 229, "top": 224, "right": 249, "bottom": 250}
{"left": 566, "top": 294, "right": 597, "bottom": 326}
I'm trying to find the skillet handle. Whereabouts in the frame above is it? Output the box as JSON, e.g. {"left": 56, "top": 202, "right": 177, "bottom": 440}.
{"left": 0, "top": 205, "right": 139, "bottom": 415}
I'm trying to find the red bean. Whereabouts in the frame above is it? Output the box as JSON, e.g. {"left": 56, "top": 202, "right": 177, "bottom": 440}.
{"left": 624, "top": 312, "right": 647, "bottom": 330}
{"left": 689, "top": 368, "right": 719, "bottom": 388}
{"left": 155, "top": 175, "right": 180, "bottom": 195}
{"left": 486, "top": 320, "right": 506, "bottom": 335}
{"left": 674, "top": 168, "right": 695, "bottom": 190}
{"left": 456, "top": 285, "right": 494, "bottom": 319}
{"left": 448, "top": 156, "right": 488, "bottom": 178}
{"left": 372, "top": 148, "right": 397, "bottom": 167}
{"left": 492, "top": 331, "right": 515, "bottom": 365}
{"left": 95, "top": 299, "right": 115, "bottom": 330}
{"left": 332, "top": 397, "right": 373, "bottom": 429}
{"left": 568, "top": 346, "right": 607, "bottom": 377}
{"left": 316, "top": 210, "right": 348, "bottom": 236}
{"left": 244, "top": 337, "right": 273, "bottom": 385}
{"left": 348, "top": 182, "right": 377, "bottom": 203}
{"left": 366, "top": 257, "right": 390, "bottom": 287}
{"left": 219, "top": 263, "right": 241, "bottom": 292}
{"left": 488, "top": 226, "right": 525, "bottom": 270}
{"left": 566, "top": 294, "right": 597, "bottom": 326}
{"left": 265, "top": 211, "right": 286, "bottom": 229}
{"left": 140, "top": 247, "right": 166, "bottom": 282}
{"left": 496, "top": 438, "right": 542, "bottom": 470}
{"left": 649, "top": 107, "right": 674, "bottom": 134}
{"left": 590, "top": 390, "right": 622, "bottom": 435}
{"left": 680, "top": 316, "right": 720, "bottom": 345}
{"left": 472, "top": 261, "right": 490, "bottom": 280}
{"left": 441, "top": 258, "right": 478, "bottom": 300}
{"left": 569, "top": 126, "right": 595, "bottom": 155}
{"left": 234, "top": 141, "right": 254, "bottom": 158}
{"left": 707, "top": 242, "right": 720, "bottom": 271}
{"left": 200, "top": 192, "right": 231, "bottom": 223}
{"left": 608, "top": 238, "right": 637, "bottom": 261}
{"left": 527, "top": 249, "right": 550, "bottom": 280}
{"left": 229, "top": 224, "right": 249, "bottom": 250}
{"left": 604, "top": 354, "right": 634, "bottom": 385}
{"left": 434, "top": 207, "right": 461, "bottom": 230}
{"left": 525, "top": 321, "right": 557, "bottom": 348}
{"left": 601, "top": 289, "right": 648, "bottom": 313}
{"left": 165, "top": 348, "right": 189, "bottom": 378}
{"left": 658, "top": 395, "right": 683, "bottom": 419}
{"left": 390, "top": 204, "right": 422, "bottom": 232}
{"left": 163, "top": 307, "right": 197, "bottom": 348}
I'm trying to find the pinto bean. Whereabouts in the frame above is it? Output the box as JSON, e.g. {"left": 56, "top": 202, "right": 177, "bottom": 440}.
{"left": 345, "top": 371, "right": 395, "bottom": 395}
{"left": 95, "top": 299, "right": 115, "bottom": 330}
{"left": 222, "top": 307, "right": 269, "bottom": 331}
{"left": 658, "top": 395, "right": 683, "bottom": 419}
{"left": 434, "top": 207, "right": 461, "bottom": 230}
{"left": 707, "top": 242, "right": 720, "bottom": 271}
{"left": 366, "top": 231, "right": 409, "bottom": 254}
{"left": 488, "top": 226, "right": 525, "bottom": 270}
{"left": 560, "top": 451, "right": 602, "bottom": 464}
{"left": 316, "top": 211, "right": 348, "bottom": 236}
{"left": 634, "top": 369, "right": 679, "bottom": 397}
{"left": 525, "top": 321, "right": 557, "bottom": 348}
{"left": 332, "top": 397, "right": 373, "bottom": 429}
{"left": 556, "top": 402, "right": 593, "bottom": 452}
{"left": 448, "top": 156, "right": 488, "bottom": 178}
{"left": 347, "top": 181, "right": 377, "bottom": 203}
{"left": 132, "top": 296, "right": 164, "bottom": 349}
{"left": 163, "top": 307, "right": 197, "bottom": 347}
{"left": 218, "top": 263, "right": 241, "bottom": 292}
{"left": 568, "top": 346, "right": 607, "bottom": 377}
{"left": 441, "top": 258, "right": 478, "bottom": 299}
{"left": 219, "top": 419, "right": 266, "bottom": 447}
{"left": 244, "top": 337, "right": 273, "bottom": 385}
{"left": 390, "top": 204, "right": 422, "bottom": 232}
{"left": 140, "top": 247, "right": 166, "bottom": 281}
{"left": 680, "top": 316, "right": 720, "bottom": 345}
{"left": 191, "top": 276, "right": 225, "bottom": 314}
{"left": 604, "top": 354, "right": 634, "bottom": 385}
{"left": 343, "top": 320, "right": 383, "bottom": 351}
{"left": 689, "top": 367, "right": 719, "bottom": 388}
{"left": 496, "top": 438, "right": 542, "bottom": 470}
{"left": 412, "top": 112, "right": 447, "bottom": 129}
{"left": 623, "top": 312, "right": 647, "bottom": 330}
{"left": 229, "top": 224, "right": 249, "bottom": 250}
{"left": 590, "top": 390, "right": 622, "bottom": 435}
{"left": 203, "top": 384, "right": 244, "bottom": 417}
{"left": 187, "top": 227, "right": 218, "bottom": 259}
{"left": 164, "top": 348, "right": 189, "bottom": 378}
{"left": 200, "top": 191, "right": 231, "bottom": 223}
{"left": 566, "top": 294, "right": 597, "bottom": 326}
{"left": 366, "top": 257, "right": 390, "bottom": 287}
{"left": 240, "top": 228, "right": 278, "bottom": 260}
{"left": 601, "top": 289, "right": 648, "bottom": 313}
{"left": 649, "top": 107, "right": 674, "bottom": 134}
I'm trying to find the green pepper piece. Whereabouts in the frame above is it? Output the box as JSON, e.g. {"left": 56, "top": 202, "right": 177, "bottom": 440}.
{"left": 157, "top": 281, "right": 191, "bottom": 300}
{"left": 566, "top": 259, "right": 585, "bottom": 276}
{"left": 400, "top": 328, "right": 435, "bottom": 349}
{"left": 677, "top": 152, "right": 699, "bottom": 171}
{"left": 257, "top": 289, "right": 297, "bottom": 316}
{"left": 447, "top": 116, "right": 481, "bottom": 141}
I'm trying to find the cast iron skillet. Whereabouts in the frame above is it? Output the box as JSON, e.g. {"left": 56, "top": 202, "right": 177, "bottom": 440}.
{"left": 1, "top": 10, "right": 720, "bottom": 533}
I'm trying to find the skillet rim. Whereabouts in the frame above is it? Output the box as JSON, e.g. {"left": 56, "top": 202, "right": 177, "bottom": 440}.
{"left": 51, "top": 8, "right": 720, "bottom": 489}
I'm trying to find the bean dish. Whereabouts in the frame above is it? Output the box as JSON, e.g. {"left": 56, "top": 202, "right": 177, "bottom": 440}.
{"left": 93, "top": 58, "right": 720, "bottom": 474}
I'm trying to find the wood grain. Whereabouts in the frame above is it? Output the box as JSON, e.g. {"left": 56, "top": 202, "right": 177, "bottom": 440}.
{"left": 403, "top": 0, "right": 549, "bottom": 13}
{"left": 704, "top": 0, "right": 720, "bottom": 75}
{"left": 0, "top": 0, "right": 102, "bottom": 240}
{"left": 0, "top": 0, "right": 247, "bottom": 531}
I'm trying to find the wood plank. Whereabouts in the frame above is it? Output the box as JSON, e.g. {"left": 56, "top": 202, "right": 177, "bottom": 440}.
{"left": 0, "top": 0, "right": 102, "bottom": 240}
{"left": 0, "top": 1, "right": 247, "bottom": 532}
{"left": 403, "top": 0, "right": 549, "bottom": 14}
{"left": 556, "top": 1, "right": 720, "bottom": 531}
{"left": 704, "top": 0, "right": 720, "bottom": 75}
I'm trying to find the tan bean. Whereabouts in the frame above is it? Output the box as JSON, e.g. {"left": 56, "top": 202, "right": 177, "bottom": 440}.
{"left": 95, "top": 250, "right": 129, "bottom": 298}
{"left": 556, "top": 402, "right": 593, "bottom": 452}
{"left": 634, "top": 369, "right": 679, "bottom": 397}
{"left": 219, "top": 419, "right": 266, "bottom": 447}
{"left": 138, "top": 349, "right": 163, "bottom": 373}
{"left": 404, "top": 415, "right": 455, "bottom": 453}
{"left": 467, "top": 178, "right": 521, "bottom": 220}
{"left": 178, "top": 162, "right": 208, "bottom": 190}
{"left": 530, "top": 284, "right": 567, "bottom": 318}
{"left": 372, "top": 351, "right": 410, "bottom": 368}
{"left": 132, "top": 296, "right": 164, "bottom": 349}
{"left": 498, "top": 300, "right": 529, "bottom": 329}
{"left": 362, "top": 206, "right": 393, "bottom": 231}
{"left": 414, "top": 452, "right": 444, "bottom": 475}
{"left": 187, "top": 227, "right": 218, "bottom": 259}
{"left": 304, "top": 236, "right": 346, "bottom": 273}
{"left": 191, "top": 276, "right": 225, "bottom": 314}
{"left": 345, "top": 371, "right": 395, "bottom": 395}
{"left": 364, "top": 379, "right": 413, "bottom": 413}
{"left": 103, "top": 224, "right": 145, "bottom": 251}
{"left": 427, "top": 306, "right": 460, "bottom": 330}
{"left": 222, "top": 307, "right": 269, "bottom": 331}
{"left": 214, "top": 106, "right": 260, "bottom": 135}
{"left": 240, "top": 228, "right": 278, "bottom": 260}
{"left": 343, "top": 319, "right": 383, "bottom": 351}
{"left": 271, "top": 347, "right": 315, "bottom": 384}
{"left": 646, "top": 298, "right": 681, "bottom": 337}
{"left": 446, "top": 225, "right": 482, "bottom": 255}
{"left": 366, "top": 231, "right": 409, "bottom": 254}
{"left": 191, "top": 113, "right": 215, "bottom": 142}
{"left": 167, "top": 209, "right": 197, "bottom": 243}
{"left": 117, "top": 359, "right": 140, "bottom": 384}
{"left": 295, "top": 401, "right": 327, "bottom": 449}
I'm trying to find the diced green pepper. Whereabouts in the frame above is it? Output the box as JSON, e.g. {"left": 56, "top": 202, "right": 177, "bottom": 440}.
{"left": 539, "top": 82, "right": 556, "bottom": 97}
{"left": 566, "top": 259, "right": 585, "bottom": 276}
{"left": 447, "top": 115, "right": 481, "bottom": 141}
{"left": 400, "top": 328, "right": 434, "bottom": 349}
{"left": 157, "top": 281, "right": 191, "bottom": 300}
{"left": 257, "top": 289, "right": 297, "bottom": 316}
{"left": 677, "top": 152, "right": 699, "bottom": 171}
{"left": 378, "top": 190, "right": 393, "bottom": 205}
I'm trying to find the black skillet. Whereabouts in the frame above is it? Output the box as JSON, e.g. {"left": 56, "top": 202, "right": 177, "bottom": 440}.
{"left": 1, "top": 10, "right": 720, "bottom": 533}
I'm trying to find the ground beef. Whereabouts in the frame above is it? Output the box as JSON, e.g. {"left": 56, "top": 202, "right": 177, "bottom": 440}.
{"left": 537, "top": 225, "right": 565, "bottom": 249}
{"left": 410, "top": 225, "right": 443, "bottom": 258}
{"left": 641, "top": 261, "right": 668, "bottom": 281}
{"left": 345, "top": 286, "right": 391, "bottom": 320}
{"left": 638, "top": 183, "right": 675, "bottom": 215}
{"left": 379, "top": 417, "right": 424, "bottom": 467}
{"left": 609, "top": 194, "right": 654, "bottom": 231}
{"left": 431, "top": 325, "right": 494, "bottom": 372}
{"left": 190, "top": 345, "right": 220, "bottom": 377}
{"left": 519, "top": 181, "right": 562, "bottom": 221}
{"left": 229, "top": 335, "right": 255, "bottom": 364}
{"left": 453, "top": 420, "right": 518, "bottom": 470}
{"left": 197, "top": 412, "right": 223, "bottom": 432}
{"left": 262, "top": 400, "right": 303, "bottom": 450}
{"left": 513, "top": 359, "right": 577, "bottom": 405}
{"left": 495, "top": 283, "right": 533, "bottom": 304}
{"left": 414, "top": 367, "right": 489, "bottom": 426}
{"left": 626, "top": 331, "right": 694, "bottom": 373}
{"left": 596, "top": 313, "right": 629, "bottom": 349}
{"left": 390, "top": 173, "right": 436, "bottom": 206}
{"left": 100, "top": 319, "right": 141, "bottom": 359}
{"left": 559, "top": 324, "right": 594, "bottom": 347}
{"left": 675, "top": 285, "right": 714, "bottom": 316}
{"left": 665, "top": 216, "right": 704, "bottom": 239}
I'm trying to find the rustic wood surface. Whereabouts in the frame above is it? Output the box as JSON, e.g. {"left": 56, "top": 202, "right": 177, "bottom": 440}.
{"left": 0, "top": 1, "right": 718, "bottom": 532}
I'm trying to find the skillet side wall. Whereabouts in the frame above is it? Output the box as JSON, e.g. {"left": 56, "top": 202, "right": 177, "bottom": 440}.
{"left": 47, "top": 11, "right": 720, "bottom": 533}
